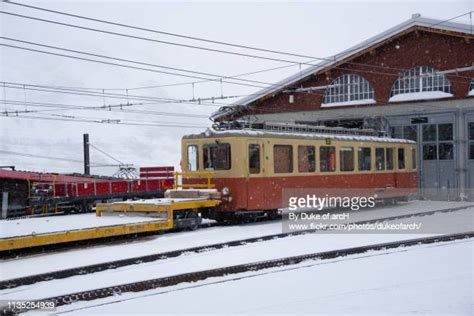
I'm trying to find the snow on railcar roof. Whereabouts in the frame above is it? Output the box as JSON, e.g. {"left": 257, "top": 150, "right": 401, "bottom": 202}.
{"left": 183, "top": 128, "right": 415, "bottom": 144}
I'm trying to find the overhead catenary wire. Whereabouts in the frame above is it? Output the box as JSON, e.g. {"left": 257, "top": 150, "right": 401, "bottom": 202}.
{"left": 0, "top": 36, "right": 281, "bottom": 89}
{"left": 0, "top": 99, "right": 211, "bottom": 117}
{"left": 3, "top": 1, "right": 471, "bottom": 74}
{"left": 0, "top": 43, "right": 271, "bottom": 90}
{"left": 1, "top": 82, "right": 231, "bottom": 107}
{"left": 0, "top": 113, "right": 210, "bottom": 128}
{"left": 88, "top": 143, "right": 124, "bottom": 165}
{"left": 0, "top": 149, "right": 84, "bottom": 164}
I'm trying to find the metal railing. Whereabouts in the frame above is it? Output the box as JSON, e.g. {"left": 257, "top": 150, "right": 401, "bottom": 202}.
{"left": 173, "top": 172, "right": 215, "bottom": 190}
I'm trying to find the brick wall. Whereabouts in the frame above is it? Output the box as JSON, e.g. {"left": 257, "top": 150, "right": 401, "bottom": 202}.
{"left": 228, "top": 28, "right": 474, "bottom": 120}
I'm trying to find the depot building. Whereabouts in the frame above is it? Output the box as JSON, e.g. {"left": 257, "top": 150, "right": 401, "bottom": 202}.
{"left": 212, "top": 15, "right": 474, "bottom": 200}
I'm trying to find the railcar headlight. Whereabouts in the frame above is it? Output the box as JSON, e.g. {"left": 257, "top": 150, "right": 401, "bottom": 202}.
{"left": 222, "top": 187, "right": 230, "bottom": 196}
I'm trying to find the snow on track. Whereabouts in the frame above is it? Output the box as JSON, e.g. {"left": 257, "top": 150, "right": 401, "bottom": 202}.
{"left": 1, "top": 200, "right": 473, "bottom": 281}
{"left": 1, "top": 206, "right": 472, "bottom": 302}
{"left": 53, "top": 239, "right": 473, "bottom": 315}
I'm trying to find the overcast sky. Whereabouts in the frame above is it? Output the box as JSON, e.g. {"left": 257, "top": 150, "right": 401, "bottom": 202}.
{"left": 1, "top": 0, "right": 473, "bottom": 175}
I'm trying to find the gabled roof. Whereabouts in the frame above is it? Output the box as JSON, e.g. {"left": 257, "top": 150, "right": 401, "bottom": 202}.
{"left": 211, "top": 15, "right": 474, "bottom": 120}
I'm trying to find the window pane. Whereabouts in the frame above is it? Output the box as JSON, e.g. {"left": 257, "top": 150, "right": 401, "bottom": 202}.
{"left": 438, "top": 124, "right": 453, "bottom": 141}
{"left": 274, "top": 145, "right": 293, "bottom": 173}
{"left": 358, "top": 147, "right": 371, "bottom": 171}
{"left": 386, "top": 148, "right": 394, "bottom": 170}
{"left": 412, "top": 148, "right": 417, "bottom": 169}
{"left": 376, "top": 148, "right": 385, "bottom": 170}
{"left": 249, "top": 144, "right": 260, "bottom": 174}
{"left": 298, "top": 146, "right": 315, "bottom": 172}
{"left": 391, "top": 126, "right": 403, "bottom": 139}
{"left": 439, "top": 143, "right": 453, "bottom": 160}
{"left": 340, "top": 147, "right": 354, "bottom": 172}
{"left": 320, "top": 146, "right": 336, "bottom": 172}
{"left": 403, "top": 126, "right": 417, "bottom": 142}
{"left": 423, "top": 144, "right": 437, "bottom": 160}
{"left": 203, "top": 143, "right": 231, "bottom": 170}
{"left": 187, "top": 145, "right": 198, "bottom": 171}
{"left": 422, "top": 124, "right": 437, "bottom": 142}
{"left": 470, "top": 143, "right": 474, "bottom": 159}
{"left": 398, "top": 148, "right": 405, "bottom": 169}
{"left": 469, "top": 123, "right": 474, "bottom": 140}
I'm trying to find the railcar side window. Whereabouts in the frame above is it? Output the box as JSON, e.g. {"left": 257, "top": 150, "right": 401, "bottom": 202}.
{"left": 187, "top": 145, "right": 199, "bottom": 171}
{"left": 340, "top": 147, "right": 354, "bottom": 172}
{"left": 203, "top": 143, "right": 231, "bottom": 170}
{"left": 412, "top": 148, "right": 417, "bottom": 169}
{"left": 398, "top": 148, "right": 405, "bottom": 169}
{"left": 320, "top": 146, "right": 336, "bottom": 172}
{"left": 298, "top": 145, "right": 315, "bottom": 172}
{"left": 358, "top": 147, "right": 371, "bottom": 171}
{"left": 274, "top": 145, "right": 293, "bottom": 173}
{"left": 386, "top": 148, "right": 394, "bottom": 170}
{"left": 375, "top": 148, "right": 385, "bottom": 170}
{"left": 249, "top": 144, "right": 261, "bottom": 174}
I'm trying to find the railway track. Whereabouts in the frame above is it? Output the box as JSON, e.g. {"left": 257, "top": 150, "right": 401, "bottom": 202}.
{"left": 3, "top": 231, "right": 473, "bottom": 314}
{"left": 1, "top": 204, "right": 470, "bottom": 290}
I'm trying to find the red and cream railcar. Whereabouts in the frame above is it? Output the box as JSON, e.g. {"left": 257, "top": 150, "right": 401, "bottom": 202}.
{"left": 181, "top": 129, "right": 418, "bottom": 221}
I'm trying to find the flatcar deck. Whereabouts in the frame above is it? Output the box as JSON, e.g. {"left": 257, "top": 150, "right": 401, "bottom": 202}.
{"left": 0, "top": 196, "right": 220, "bottom": 252}
{"left": 0, "top": 214, "right": 170, "bottom": 252}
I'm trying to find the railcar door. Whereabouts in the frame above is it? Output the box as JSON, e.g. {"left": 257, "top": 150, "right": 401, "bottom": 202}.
{"left": 246, "top": 140, "right": 265, "bottom": 210}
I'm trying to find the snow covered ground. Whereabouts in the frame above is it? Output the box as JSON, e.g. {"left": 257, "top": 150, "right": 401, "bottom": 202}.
{"left": 0, "top": 203, "right": 472, "bottom": 306}
{"left": 52, "top": 239, "right": 473, "bottom": 316}
{"left": 1, "top": 200, "right": 473, "bottom": 281}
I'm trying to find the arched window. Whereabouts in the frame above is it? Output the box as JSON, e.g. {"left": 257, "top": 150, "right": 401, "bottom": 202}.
{"left": 322, "top": 74, "right": 375, "bottom": 107}
{"left": 469, "top": 78, "right": 474, "bottom": 96}
{"left": 390, "top": 66, "right": 452, "bottom": 102}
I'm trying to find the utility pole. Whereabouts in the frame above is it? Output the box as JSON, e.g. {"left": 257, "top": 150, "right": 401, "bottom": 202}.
{"left": 83, "top": 133, "right": 90, "bottom": 175}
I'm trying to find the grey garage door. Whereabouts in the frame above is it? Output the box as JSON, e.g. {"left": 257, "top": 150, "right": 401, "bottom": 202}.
{"left": 391, "top": 117, "right": 456, "bottom": 200}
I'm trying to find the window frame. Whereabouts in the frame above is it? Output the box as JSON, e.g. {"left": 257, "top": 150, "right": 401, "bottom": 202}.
{"left": 390, "top": 66, "right": 452, "bottom": 98}
{"left": 187, "top": 144, "right": 199, "bottom": 172}
{"left": 297, "top": 145, "right": 316, "bottom": 173}
{"left": 375, "top": 148, "right": 386, "bottom": 171}
{"left": 357, "top": 147, "right": 372, "bottom": 172}
{"left": 398, "top": 148, "right": 406, "bottom": 170}
{"left": 319, "top": 146, "right": 336, "bottom": 172}
{"left": 203, "top": 143, "right": 232, "bottom": 171}
{"left": 339, "top": 147, "right": 354, "bottom": 172}
{"left": 322, "top": 74, "right": 375, "bottom": 105}
{"left": 386, "top": 148, "right": 394, "bottom": 171}
{"left": 248, "top": 144, "right": 261, "bottom": 174}
{"left": 273, "top": 144, "right": 294, "bottom": 174}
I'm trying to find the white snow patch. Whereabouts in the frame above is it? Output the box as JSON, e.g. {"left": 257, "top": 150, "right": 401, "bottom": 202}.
{"left": 321, "top": 99, "right": 376, "bottom": 108}
{"left": 1, "top": 200, "right": 472, "bottom": 281}
{"left": 389, "top": 91, "right": 453, "bottom": 102}
{"left": 52, "top": 240, "right": 474, "bottom": 315}
{"left": 0, "top": 214, "right": 163, "bottom": 239}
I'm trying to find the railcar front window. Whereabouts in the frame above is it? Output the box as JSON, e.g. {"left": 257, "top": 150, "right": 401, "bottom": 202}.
{"left": 298, "top": 145, "right": 316, "bottom": 172}
{"left": 274, "top": 145, "right": 293, "bottom": 173}
{"left": 398, "top": 148, "right": 406, "bottom": 169}
{"left": 249, "top": 144, "right": 261, "bottom": 174}
{"left": 358, "top": 147, "right": 371, "bottom": 171}
{"left": 187, "top": 145, "right": 199, "bottom": 171}
{"left": 320, "top": 146, "right": 336, "bottom": 172}
{"left": 203, "top": 143, "right": 231, "bottom": 170}
{"left": 340, "top": 147, "right": 354, "bottom": 172}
